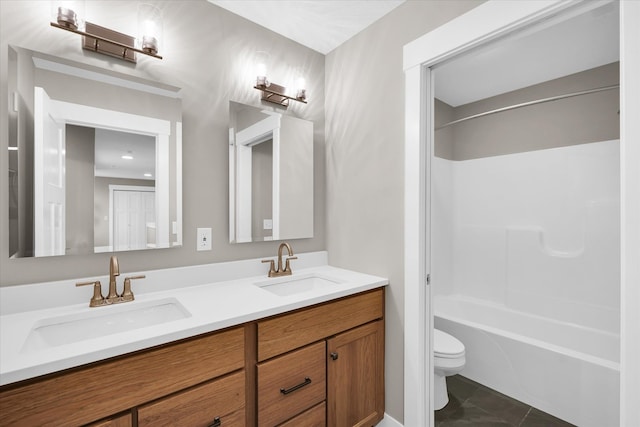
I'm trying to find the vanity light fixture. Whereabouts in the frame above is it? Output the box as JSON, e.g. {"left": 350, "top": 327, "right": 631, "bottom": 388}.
{"left": 50, "top": 2, "right": 163, "bottom": 63}
{"left": 253, "top": 52, "right": 307, "bottom": 107}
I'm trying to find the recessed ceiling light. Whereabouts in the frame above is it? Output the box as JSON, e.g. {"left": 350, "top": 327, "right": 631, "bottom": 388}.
{"left": 121, "top": 155, "right": 134, "bottom": 160}
{"left": 144, "top": 173, "right": 152, "bottom": 177}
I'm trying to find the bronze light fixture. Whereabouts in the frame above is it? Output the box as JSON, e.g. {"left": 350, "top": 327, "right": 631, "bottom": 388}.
{"left": 50, "top": 4, "right": 163, "bottom": 63}
{"left": 254, "top": 52, "right": 307, "bottom": 108}
{"left": 254, "top": 82, "right": 308, "bottom": 108}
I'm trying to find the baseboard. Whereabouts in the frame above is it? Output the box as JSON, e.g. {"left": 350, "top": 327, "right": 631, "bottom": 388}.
{"left": 376, "top": 413, "right": 403, "bottom": 427}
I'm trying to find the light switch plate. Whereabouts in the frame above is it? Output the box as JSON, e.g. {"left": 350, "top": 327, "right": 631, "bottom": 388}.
{"left": 197, "top": 228, "right": 212, "bottom": 251}
{"left": 263, "top": 219, "right": 273, "bottom": 230}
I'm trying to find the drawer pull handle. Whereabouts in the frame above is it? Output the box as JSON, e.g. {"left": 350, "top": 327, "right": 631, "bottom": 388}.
{"left": 330, "top": 352, "right": 339, "bottom": 360}
{"left": 207, "top": 417, "right": 221, "bottom": 427}
{"left": 280, "top": 377, "right": 312, "bottom": 395}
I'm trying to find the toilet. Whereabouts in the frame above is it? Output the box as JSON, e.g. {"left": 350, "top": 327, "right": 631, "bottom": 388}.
{"left": 434, "top": 328, "right": 466, "bottom": 410}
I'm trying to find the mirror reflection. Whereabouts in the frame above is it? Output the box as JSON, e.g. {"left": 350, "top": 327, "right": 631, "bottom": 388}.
{"left": 229, "top": 101, "right": 313, "bottom": 243}
{"left": 7, "top": 45, "right": 182, "bottom": 258}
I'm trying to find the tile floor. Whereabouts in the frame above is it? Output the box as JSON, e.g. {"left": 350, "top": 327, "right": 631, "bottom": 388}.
{"left": 435, "top": 375, "right": 576, "bottom": 427}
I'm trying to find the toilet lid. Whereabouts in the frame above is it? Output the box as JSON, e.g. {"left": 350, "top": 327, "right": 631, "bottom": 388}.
{"left": 434, "top": 329, "right": 465, "bottom": 358}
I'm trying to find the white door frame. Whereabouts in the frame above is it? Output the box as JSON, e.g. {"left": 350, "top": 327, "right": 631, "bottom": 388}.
{"left": 231, "top": 114, "right": 281, "bottom": 243}
{"left": 33, "top": 87, "right": 66, "bottom": 257}
{"left": 403, "top": 1, "right": 640, "bottom": 426}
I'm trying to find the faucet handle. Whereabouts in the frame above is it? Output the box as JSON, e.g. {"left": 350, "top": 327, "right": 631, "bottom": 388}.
{"left": 76, "top": 280, "right": 104, "bottom": 307}
{"left": 122, "top": 275, "right": 145, "bottom": 301}
{"left": 262, "top": 259, "right": 276, "bottom": 276}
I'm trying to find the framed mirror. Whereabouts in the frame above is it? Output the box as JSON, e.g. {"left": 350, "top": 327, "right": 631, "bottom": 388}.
{"left": 229, "top": 101, "right": 313, "bottom": 243}
{"left": 7, "top": 45, "right": 182, "bottom": 258}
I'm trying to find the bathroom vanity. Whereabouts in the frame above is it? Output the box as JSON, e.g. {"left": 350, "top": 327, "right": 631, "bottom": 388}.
{"left": 0, "top": 254, "right": 386, "bottom": 426}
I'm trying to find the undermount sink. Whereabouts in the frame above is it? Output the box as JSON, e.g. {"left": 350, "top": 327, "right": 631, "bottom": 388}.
{"left": 22, "top": 298, "right": 191, "bottom": 352}
{"left": 255, "top": 273, "right": 345, "bottom": 296}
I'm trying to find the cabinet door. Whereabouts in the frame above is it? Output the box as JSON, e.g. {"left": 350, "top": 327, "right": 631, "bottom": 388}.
{"left": 327, "top": 321, "right": 384, "bottom": 427}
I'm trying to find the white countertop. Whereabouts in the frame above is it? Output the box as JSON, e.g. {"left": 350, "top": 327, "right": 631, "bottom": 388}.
{"left": 0, "top": 256, "right": 387, "bottom": 386}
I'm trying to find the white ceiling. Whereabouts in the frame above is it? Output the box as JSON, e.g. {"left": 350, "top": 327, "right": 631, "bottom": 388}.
{"left": 433, "top": 1, "right": 620, "bottom": 107}
{"left": 209, "top": 1, "right": 618, "bottom": 108}
{"left": 94, "top": 129, "right": 156, "bottom": 180}
{"left": 209, "top": 0, "right": 405, "bottom": 54}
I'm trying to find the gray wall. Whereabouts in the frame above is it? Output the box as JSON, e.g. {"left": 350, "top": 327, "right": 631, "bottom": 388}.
{"left": 437, "top": 62, "right": 620, "bottom": 160}
{"left": 251, "top": 140, "right": 273, "bottom": 240}
{"left": 66, "top": 125, "right": 95, "bottom": 256}
{"left": 435, "top": 99, "right": 455, "bottom": 160}
{"left": 280, "top": 115, "right": 313, "bottom": 240}
{"left": 325, "top": 1, "right": 485, "bottom": 422}
{"left": 0, "top": 0, "right": 325, "bottom": 285}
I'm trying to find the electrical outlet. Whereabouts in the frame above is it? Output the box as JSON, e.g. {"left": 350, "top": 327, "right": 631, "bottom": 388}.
{"left": 197, "top": 228, "right": 212, "bottom": 251}
{"left": 263, "top": 219, "right": 273, "bottom": 230}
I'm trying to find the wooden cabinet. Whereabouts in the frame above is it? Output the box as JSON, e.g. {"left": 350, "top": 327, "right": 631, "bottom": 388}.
{"left": 256, "top": 288, "right": 385, "bottom": 426}
{"left": 257, "top": 288, "right": 384, "bottom": 362}
{"left": 0, "top": 287, "right": 384, "bottom": 427}
{"left": 0, "top": 326, "right": 245, "bottom": 427}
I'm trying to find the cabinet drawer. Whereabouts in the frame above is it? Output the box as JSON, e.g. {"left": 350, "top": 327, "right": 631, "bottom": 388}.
{"left": 279, "top": 401, "right": 326, "bottom": 427}
{"left": 138, "top": 371, "right": 245, "bottom": 427}
{"left": 0, "top": 327, "right": 244, "bottom": 427}
{"left": 258, "top": 289, "right": 383, "bottom": 361}
{"left": 86, "top": 413, "right": 132, "bottom": 427}
{"left": 258, "top": 341, "right": 326, "bottom": 426}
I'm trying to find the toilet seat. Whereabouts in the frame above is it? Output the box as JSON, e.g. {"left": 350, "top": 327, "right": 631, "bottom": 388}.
{"left": 434, "top": 329, "right": 465, "bottom": 359}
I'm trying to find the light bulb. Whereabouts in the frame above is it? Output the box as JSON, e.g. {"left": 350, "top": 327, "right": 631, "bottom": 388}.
{"left": 138, "top": 4, "right": 162, "bottom": 54}
{"left": 255, "top": 51, "right": 270, "bottom": 87}
{"left": 296, "top": 76, "right": 307, "bottom": 101}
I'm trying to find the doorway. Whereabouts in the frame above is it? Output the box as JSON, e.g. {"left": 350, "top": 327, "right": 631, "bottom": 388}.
{"left": 403, "top": 1, "right": 640, "bottom": 426}
{"left": 110, "top": 185, "right": 156, "bottom": 251}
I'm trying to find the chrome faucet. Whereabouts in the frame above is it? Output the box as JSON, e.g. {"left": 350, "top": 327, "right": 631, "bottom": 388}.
{"left": 76, "top": 256, "right": 145, "bottom": 307}
{"left": 262, "top": 242, "right": 298, "bottom": 277}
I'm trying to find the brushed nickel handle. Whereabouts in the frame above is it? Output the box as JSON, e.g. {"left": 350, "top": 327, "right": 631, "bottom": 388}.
{"left": 330, "top": 352, "right": 339, "bottom": 360}
{"left": 280, "top": 377, "right": 312, "bottom": 395}
{"left": 207, "top": 417, "right": 221, "bottom": 427}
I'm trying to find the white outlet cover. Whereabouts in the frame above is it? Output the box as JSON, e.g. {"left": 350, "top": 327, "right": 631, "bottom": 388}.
{"left": 263, "top": 219, "right": 273, "bottom": 230}
{"left": 197, "top": 228, "right": 212, "bottom": 251}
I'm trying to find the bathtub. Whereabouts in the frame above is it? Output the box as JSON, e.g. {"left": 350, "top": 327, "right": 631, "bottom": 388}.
{"left": 434, "top": 294, "right": 620, "bottom": 427}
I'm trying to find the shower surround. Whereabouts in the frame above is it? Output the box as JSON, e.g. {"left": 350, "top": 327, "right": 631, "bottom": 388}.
{"left": 432, "top": 139, "right": 620, "bottom": 426}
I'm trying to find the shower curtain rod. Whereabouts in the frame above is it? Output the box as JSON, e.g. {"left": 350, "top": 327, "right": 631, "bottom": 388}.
{"left": 436, "top": 84, "right": 620, "bottom": 130}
